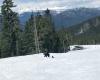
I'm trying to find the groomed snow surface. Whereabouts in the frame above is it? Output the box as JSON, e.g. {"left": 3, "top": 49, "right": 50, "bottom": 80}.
{"left": 0, "top": 45, "right": 100, "bottom": 80}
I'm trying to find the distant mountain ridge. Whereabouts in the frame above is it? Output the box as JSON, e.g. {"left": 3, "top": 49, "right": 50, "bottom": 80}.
{"left": 66, "top": 16, "right": 100, "bottom": 44}
{"left": 67, "top": 16, "right": 100, "bottom": 36}
{"left": 19, "top": 8, "right": 100, "bottom": 29}
{"left": 53, "top": 8, "right": 100, "bottom": 29}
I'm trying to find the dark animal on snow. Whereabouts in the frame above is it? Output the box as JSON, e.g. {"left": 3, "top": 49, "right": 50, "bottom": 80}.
{"left": 43, "top": 49, "right": 50, "bottom": 57}
{"left": 52, "top": 56, "right": 54, "bottom": 58}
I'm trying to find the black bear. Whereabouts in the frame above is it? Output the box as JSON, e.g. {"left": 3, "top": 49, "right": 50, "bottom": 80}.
{"left": 43, "top": 49, "right": 50, "bottom": 57}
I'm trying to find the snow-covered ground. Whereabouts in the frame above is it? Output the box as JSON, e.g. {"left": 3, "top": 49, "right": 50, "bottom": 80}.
{"left": 0, "top": 45, "right": 100, "bottom": 80}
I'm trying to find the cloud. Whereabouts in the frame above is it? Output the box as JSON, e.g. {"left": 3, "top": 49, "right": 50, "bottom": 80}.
{"left": 1, "top": 0, "right": 100, "bottom": 13}
{"left": 14, "top": 0, "right": 67, "bottom": 13}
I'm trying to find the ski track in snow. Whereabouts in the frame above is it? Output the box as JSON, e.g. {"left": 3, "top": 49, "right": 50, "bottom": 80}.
{"left": 0, "top": 45, "right": 100, "bottom": 80}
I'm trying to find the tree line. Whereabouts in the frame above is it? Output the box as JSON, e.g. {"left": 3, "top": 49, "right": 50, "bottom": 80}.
{"left": 0, "top": 0, "right": 71, "bottom": 58}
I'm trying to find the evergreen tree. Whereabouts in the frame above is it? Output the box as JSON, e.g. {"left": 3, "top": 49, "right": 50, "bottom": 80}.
{"left": 1, "top": 0, "right": 20, "bottom": 57}
{"left": 57, "top": 28, "right": 71, "bottom": 52}
{"left": 37, "top": 9, "right": 56, "bottom": 53}
{"left": 23, "top": 13, "right": 35, "bottom": 55}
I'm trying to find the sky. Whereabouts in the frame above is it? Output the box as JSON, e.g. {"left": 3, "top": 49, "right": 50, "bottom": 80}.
{"left": 0, "top": 0, "right": 100, "bottom": 14}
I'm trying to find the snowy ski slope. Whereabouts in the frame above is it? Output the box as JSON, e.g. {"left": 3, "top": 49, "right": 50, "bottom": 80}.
{"left": 0, "top": 45, "right": 100, "bottom": 80}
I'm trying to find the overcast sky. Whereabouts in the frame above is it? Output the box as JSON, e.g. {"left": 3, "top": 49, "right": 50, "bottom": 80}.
{"left": 0, "top": 0, "right": 100, "bottom": 13}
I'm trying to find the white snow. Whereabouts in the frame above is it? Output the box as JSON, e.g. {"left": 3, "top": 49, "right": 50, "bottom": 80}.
{"left": 0, "top": 45, "right": 100, "bottom": 80}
